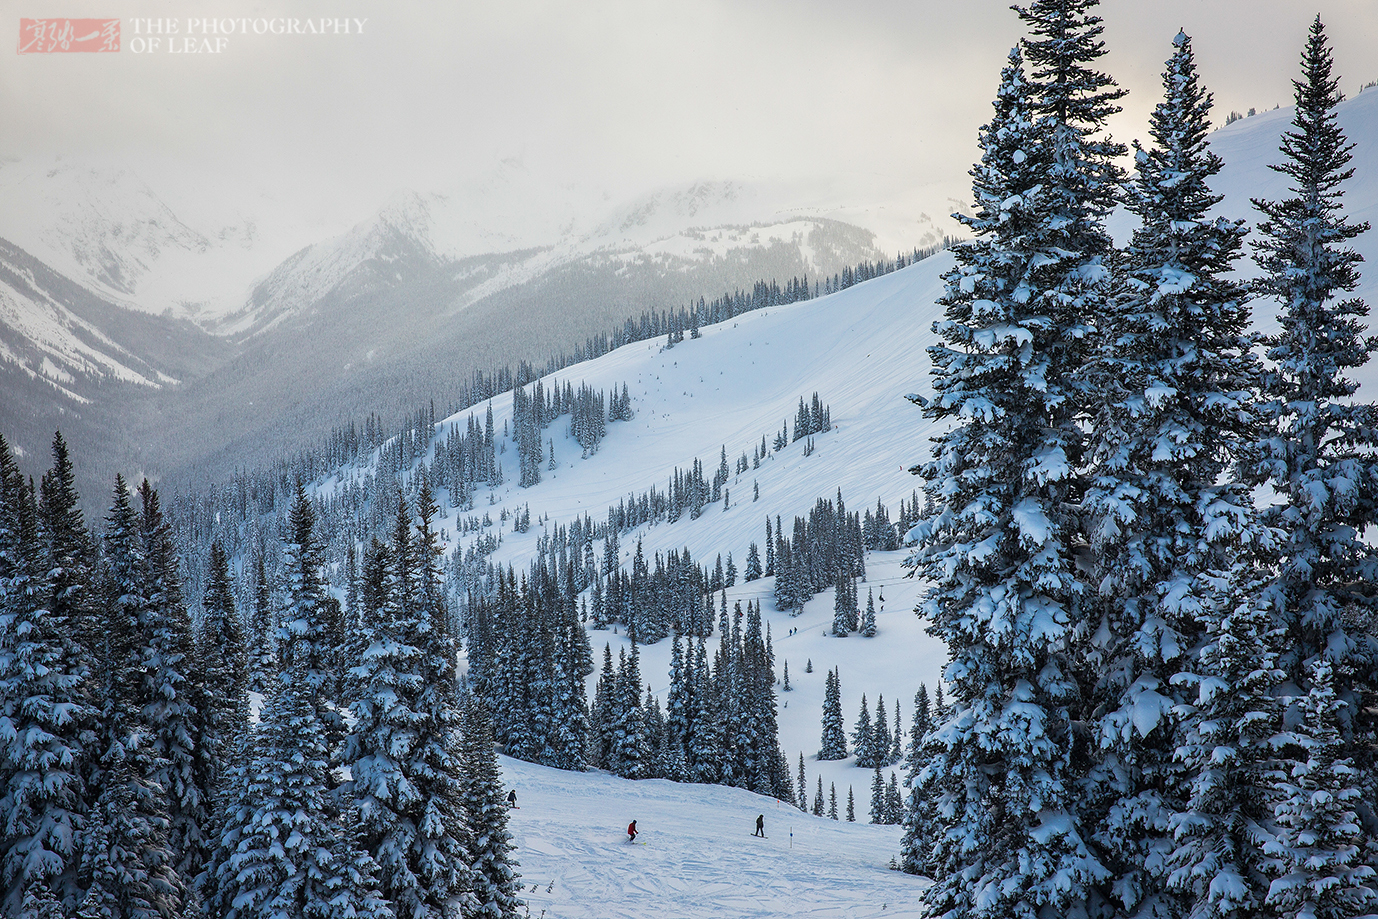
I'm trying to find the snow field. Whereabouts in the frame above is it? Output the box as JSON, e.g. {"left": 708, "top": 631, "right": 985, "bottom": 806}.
{"left": 501, "top": 752, "right": 929, "bottom": 919}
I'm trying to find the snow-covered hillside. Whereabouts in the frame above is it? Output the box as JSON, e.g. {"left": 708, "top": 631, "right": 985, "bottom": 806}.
{"left": 322, "top": 250, "right": 955, "bottom": 840}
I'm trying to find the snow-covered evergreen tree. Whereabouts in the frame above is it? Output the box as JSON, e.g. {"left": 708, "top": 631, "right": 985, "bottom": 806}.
{"left": 869, "top": 765, "right": 885, "bottom": 825}
{"left": 907, "top": 0, "right": 1128, "bottom": 906}
{"left": 607, "top": 645, "right": 646, "bottom": 779}
{"left": 1080, "top": 31, "right": 1261, "bottom": 918}
{"left": 135, "top": 480, "right": 204, "bottom": 889}
{"left": 818, "top": 668, "right": 847, "bottom": 760}
{"left": 1250, "top": 15, "right": 1378, "bottom": 839}
{"left": 1167, "top": 566, "right": 1284, "bottom": 919}
{"left": 860, "top": 589, "right": 876, "bottom": 638}
{"left": 247, "top": 551, "right": 277, "bottom": 696}
{"left": 899, "top": 684, "right": 938, "bottom": 877}
{"left": 831, "top": 569, "right": 856, "bottom": 637}
{"left": 459, "top": 700, "right": 522, "bottom": 919}
{"left": 345, "top": 492, "right": 473, "bottom": 919}
{"left": 852, "top": 695, "right": 872, "bottom": 769}
{"left": 208, "top": 486, "right": 391, "bottom": 919}
{"left": 83, "top": 476, "right": 185, "bottom": 919}
{"left": 194, "top": 540, "right": 249, "bottom": 830}
{"left": 0, "top": 435, "right": 92, "bottom": 913}
{"left": 1265, "top": 659, "right": 1377, "bottom": 919}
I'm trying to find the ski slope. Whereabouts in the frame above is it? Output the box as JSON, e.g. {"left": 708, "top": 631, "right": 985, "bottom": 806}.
{"left": 500, "top": 752, "right": 928, "bottom": 919}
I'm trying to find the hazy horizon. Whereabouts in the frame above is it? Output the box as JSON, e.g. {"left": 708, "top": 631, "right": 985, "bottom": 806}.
{"left": 5, "top": 1, "right": 1377, "bottom": 256}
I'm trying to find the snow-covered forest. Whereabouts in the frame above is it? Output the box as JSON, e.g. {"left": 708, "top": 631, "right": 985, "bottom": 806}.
{"left": 2, "top": 1, "right": 1377, "bottom": 917}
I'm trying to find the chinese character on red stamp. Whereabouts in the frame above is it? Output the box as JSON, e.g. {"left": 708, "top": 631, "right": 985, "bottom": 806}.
{"left": 18, "top": 18, "right": 120, "bottom": 53}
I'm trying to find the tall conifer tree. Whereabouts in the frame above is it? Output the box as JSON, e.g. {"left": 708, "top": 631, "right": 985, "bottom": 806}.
{"left": 1251, "top": 15, "right": 1378, "bottom": 840}
{"left": 0, "top": 436, "right": 92, "bottom": 911}
{"left": 909, "top": 0, "right": 1127, "bottom": 908}
{"left": 1080, "top": 32, "right": 1261, "bottom": 918}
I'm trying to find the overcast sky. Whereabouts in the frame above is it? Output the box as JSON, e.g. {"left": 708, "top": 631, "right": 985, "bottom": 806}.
{"left": 5, "top": 0, "right": 1377, "bottom": 243}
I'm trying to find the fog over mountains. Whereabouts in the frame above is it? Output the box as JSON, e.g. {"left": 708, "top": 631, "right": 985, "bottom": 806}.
{"left": 0, "top": 159, "right": 957, "bottom": 499}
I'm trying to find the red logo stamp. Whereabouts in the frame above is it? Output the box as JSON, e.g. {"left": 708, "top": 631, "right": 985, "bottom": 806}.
{"left": 18, "top": 18, "right": 120, "bottom": 53}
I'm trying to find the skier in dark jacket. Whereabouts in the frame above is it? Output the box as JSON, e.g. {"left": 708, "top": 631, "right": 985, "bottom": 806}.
{"left": 754, "top": 814, "right": 765, "bottom": 837}
{"left": 627, "top": 820, "right": 638, "bottom": 842}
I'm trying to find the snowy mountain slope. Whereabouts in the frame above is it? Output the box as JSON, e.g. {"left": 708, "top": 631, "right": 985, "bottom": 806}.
{"left": 501, "top": 751, "right": 928, "bottom": 919}
{"left": 300, "top": 252, "right": 955, "bottom": 836}
{"left": 0, "top": 237, "right": 168, "bottom": 396}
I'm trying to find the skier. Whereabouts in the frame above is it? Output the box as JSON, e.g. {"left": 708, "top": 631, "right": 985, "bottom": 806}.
{"left": 507, "top": 789, "right": 518, "bottom": 809}
{"left": 754, "top": 814, "right": 765, "bottom": 837}
{"left": 627, "top": 820, "right": 638, "bottom": 842}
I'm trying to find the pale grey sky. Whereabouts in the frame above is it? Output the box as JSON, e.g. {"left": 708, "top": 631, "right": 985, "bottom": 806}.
{"left": 4, "top": 0, "right": 1377, "bottom": 240}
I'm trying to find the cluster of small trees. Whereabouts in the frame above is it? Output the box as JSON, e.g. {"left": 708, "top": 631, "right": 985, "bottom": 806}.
{"left": 592, "top": 540, "right": 718, "bottom": 643}
{"left": 768, "top": 493, "right": 867, "bottom": 615}
{"left": 465, "top": 559, "right": 593, "bottom": 772}
{"left": 791, "top": 393, "right": 832, "bottom": 442}
{"left": 513, "top": 377, "right": 634, "bottom": 487}
{"left": 646, "top": 599, "right": 792, "bottom": 797}
{"left": 432, "top": 403, "right": 501, "bottom": 508}
{"left": 466, "top": 551, "right": 794, "bottom": 801}
{"left": 903, "top": 5, "right": 1377, "bottom": 919}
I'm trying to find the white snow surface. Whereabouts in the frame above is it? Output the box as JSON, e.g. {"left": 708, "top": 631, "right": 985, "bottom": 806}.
{"left": 500, "top": 752, "right": 928, "bottom": 919}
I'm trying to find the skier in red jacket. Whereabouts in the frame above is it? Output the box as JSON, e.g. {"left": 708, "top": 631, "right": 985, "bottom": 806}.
{"left": 627, "top": 820, "right": 638, "bottom": 842}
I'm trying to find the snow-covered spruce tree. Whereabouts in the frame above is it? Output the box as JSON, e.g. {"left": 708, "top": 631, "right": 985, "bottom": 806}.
{"left": 1167, "top": 565, "right": 1284, "bottom": 919}
{"left": 282, "top": 483, "right": 348, "bottom": 757}
{"left": 0, "top": 435, "right": 93, "bottom": 913}
{"left": 1250, "top": 15, "right": 1378, "bottom": 842}
{"left": 345, "top": 491, "right": 473, "bottom": 919}
{"left": 135, "top": 479, "right": 205, "bottom": 889}
{"left": 852, "top": 694, "right": 873, "bottom": 769}
{"left": 818, "top": 667, "right": 847, "bottom": 760}
{"left": 208, "top": 486, "right": 391, "bottom": 919}
{"left": 688, "top": 634, "right": 724, "bottom": 785}
{"left": 82, "top": 476, "right": 184, "bottom": 919}
{"left": 1079, "top": 32, "right": 1261, "bottom": 919}
{"left": 899, "top": 684, "right": 939, "bottom": 876}
{"left": 907, "top": 0, "right": 1128, "bottom": 904}
{"left": 860, "top": 588, "right": 877, "bottom": 638}
{"left": 607, "top": 644, "right": 646, "bottom": 779}
{"left": 36, "top": 434, "right": 97, "bottom": 681}
{"left": 194, "top": 541, "right": 249, "bottom": 817}
{"left": 459, "top": 699, "right": 522, "bottom": 919}
{"left": 247, "top": 551, "right": 277, "bottom": 696}
{"left": 1264, "top": 658, "right": 1377, "bottom": 919}
{"left": 737, "top": 601, "right": 791, "bottom": 799}
{"left": 547, "top": 558, "right": 592, "bottom": 772}
{"left": 869, "top": 765, "right": 886, "bottom": 825}
{"left": 831, "top": 569, "right": 854, "bottom": 637}
{"left": 744, "top": 543, "right": 762, "bottom": 582}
